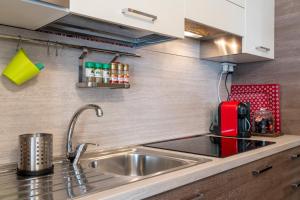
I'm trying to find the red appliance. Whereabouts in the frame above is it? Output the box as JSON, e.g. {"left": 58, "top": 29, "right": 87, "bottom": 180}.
{"left": 218, "top": 101, "right": 251, "bottom": 138}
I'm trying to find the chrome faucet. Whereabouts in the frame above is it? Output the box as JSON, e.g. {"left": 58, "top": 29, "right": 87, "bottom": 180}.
{"left": 66, "top": 104, "right": 103, "bottom": 165}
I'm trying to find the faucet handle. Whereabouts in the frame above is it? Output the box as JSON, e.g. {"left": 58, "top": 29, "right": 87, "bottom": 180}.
{"left": 73, "top": 143, "right": 100, "bottom": 166}
{"left": 74, "top": 143, "right": 100, "bottom": 154}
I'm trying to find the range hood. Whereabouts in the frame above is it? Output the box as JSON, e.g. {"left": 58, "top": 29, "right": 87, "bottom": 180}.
{"left": 39, "top": 14, "right": 173, "bottom": 48}
{"left": 185, "top": 19, "right": 244, "bottom": 63}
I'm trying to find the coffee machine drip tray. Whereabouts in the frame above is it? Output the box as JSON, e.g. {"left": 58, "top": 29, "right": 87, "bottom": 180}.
{"left": 144, "top": 135, "right": 275, "bottom": 158}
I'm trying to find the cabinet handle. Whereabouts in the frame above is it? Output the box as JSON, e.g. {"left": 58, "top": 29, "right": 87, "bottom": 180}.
{"left": 122, "top": 8, "right": 158, "bottom": 22}
{"left": 252, "top": 165, "right": 273, "bottom": 176}
{"left": 256, "top": 46, "right": 271, "bottom": 52}
{"left": 190, "top": 193, "right": 204, "bottom": 200}
{"left": 291, "top": 182, "right": 300, "bottom": 189}
{"left": 291, "top": 154, "right": 300, "bottom": 160}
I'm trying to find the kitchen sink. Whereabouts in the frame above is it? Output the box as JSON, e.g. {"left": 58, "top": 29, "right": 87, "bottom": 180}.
{"left": 0, "top": 147, "right": 211, "bottom": 200}
{"left": 89, "top": 152, "right": 192, "bottom": 177}
{"left": 81, "top": 147, "right": 211, "bottom": 178}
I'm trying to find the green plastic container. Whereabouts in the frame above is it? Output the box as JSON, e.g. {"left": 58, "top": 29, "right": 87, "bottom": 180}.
{"left": 2, "top": 49, "right": 44, "bottom": 85}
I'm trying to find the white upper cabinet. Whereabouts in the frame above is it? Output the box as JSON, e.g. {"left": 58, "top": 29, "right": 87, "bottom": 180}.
{"left": 187, "top": 0, "right": 274, "bottom": 62}
{"left": 0, "top": 0, "right": 68, "bottom": 30}
{"left": 185, "top": 0, "right": 245, "bottom": 36}
{"left": 69, "top": 0, "right": 185, "bottom": 38}
{"left": 243, "top": 0, "right": 275, "bottom": 59}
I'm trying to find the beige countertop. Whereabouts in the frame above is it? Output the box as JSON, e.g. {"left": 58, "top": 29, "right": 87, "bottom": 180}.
{"left": 77, "top": 135, "right": 300, "bottom": 200}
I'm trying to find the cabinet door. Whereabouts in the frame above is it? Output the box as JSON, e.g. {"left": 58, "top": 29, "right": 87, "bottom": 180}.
{"left": 280, "top": 147, "right": 300, "bottom": 200}
{"left": 185, "top": 0, "right": 244, "bottom": 36}
{"left": 243, "top": 0, "right": 275, "bottom": 59}
{"left": 0, "top": 0, "right": 68, "bottom": 30}
{"left": 69, "top": 0, "right": 184, "bottom": 38}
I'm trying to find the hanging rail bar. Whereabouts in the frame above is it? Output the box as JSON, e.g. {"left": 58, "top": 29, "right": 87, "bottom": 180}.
{"left": 0, "top": 33, "right": 140, "bottom": 58}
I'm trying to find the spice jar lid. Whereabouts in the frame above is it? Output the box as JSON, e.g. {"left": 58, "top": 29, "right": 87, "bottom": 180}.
{"left": 102, "top": 63, "right": 110, "bottom": 69}
{"left": 95, "top": 63, "right": 102, "bottom": 69}
{"left": 123, "top": 64, "right": 129, "bottom": 70}
{"left": 117, "top": 63, "right": 124, "bottom": 70}
{"left": 111, "top": 63, "right": 118, "bottom": 69}
{"left": 85, "top": 62, "right": 95, "bottom": 68}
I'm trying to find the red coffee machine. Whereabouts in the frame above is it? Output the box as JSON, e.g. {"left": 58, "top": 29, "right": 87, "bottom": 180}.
{"left": 218, "top": 101, "right": 251, "bottom": 138}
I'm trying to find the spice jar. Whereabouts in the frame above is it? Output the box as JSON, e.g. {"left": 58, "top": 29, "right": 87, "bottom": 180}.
{"left": 123, "top": 64, "right": 129, "bottom": 84}
{"left": 253, "top": 108, "right": 274, "bottom": 134}
{"left": 110, "top": 63, "right": 118, "bottom": 84}
{"left": 102, "top": 63, "right": 110, "bottom": 84}
{"left": 94, "top": 63, "right": 103, "bottom": 86}
{"left": 85, "top": 62, "right": 95, "bottom": 87}
{"left": 117, "top": 63, "right": 124, "bottom": 84}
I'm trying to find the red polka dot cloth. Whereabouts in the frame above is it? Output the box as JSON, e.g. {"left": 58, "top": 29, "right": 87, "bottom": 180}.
{"left": 230, "top": 84, "right": 281, "bottom": 133}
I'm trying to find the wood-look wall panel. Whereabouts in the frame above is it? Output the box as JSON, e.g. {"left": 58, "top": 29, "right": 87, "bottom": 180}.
{"left": 0, "top": 37, "right": 221, "bottom": 164}
{"left": 233, "top": 0, "right": 300, "bottom": 135}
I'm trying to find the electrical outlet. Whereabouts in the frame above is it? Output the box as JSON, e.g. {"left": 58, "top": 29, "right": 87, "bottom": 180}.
{"left": 221, "top": 63, "right": 236, "bottom": 73}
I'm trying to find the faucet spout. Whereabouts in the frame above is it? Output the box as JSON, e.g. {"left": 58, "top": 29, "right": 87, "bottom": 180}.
{"left": 66, "top": 104, "right": 103, "bottom": 161}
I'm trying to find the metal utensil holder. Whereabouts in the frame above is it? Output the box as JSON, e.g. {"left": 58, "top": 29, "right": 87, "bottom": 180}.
{"left": 17, "top": 133, "right": 54, "bottom": 176}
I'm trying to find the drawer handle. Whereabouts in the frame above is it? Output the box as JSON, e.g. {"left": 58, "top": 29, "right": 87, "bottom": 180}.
{"left": 252, "top": 165, "right": 273, "bottom": 176}
{"left": 122, "top": 8, "right": 158, "bottom": 22}
{"left": 291, "top": 154, "right": 300, "bottom": 160}
{"left": 292, "top": 182, "right": 300, "bottom": 189}
{"left": 190, "top": 193, "right": 204, "bottom": 200}
{"left": 256, "top": 46, "right": 271, "bottom": 52}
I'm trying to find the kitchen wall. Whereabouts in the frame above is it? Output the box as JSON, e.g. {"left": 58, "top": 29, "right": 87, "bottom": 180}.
{"left": 0, "top": 36, "right": 221, "bottom": 164}
{"left": 233, "top": 0, "right": 300, "bottom": 135}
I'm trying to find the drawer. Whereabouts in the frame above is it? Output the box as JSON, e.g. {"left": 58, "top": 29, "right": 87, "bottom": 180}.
{"left": 146, "top": 172, "right": 228, "bottom": 200}
{"left": 278, "top": 147, "right": 300, "bottom": 200}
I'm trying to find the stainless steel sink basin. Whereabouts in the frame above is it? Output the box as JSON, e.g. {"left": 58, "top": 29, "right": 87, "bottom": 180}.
{"left": 89, "top": 153, "right": 191, "bottom": 176}
{"left": 81, "top": 147, "right": 211, "bottom": 178}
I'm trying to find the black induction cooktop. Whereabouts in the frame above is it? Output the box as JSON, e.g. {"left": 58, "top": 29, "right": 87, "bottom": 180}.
{"left": 144, "top": 135, "right": 275, "bottom": 158}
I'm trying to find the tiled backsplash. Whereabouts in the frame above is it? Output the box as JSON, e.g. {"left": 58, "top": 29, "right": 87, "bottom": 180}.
{"left": 0, "top": 37, "right": 221, "bottom": 164}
